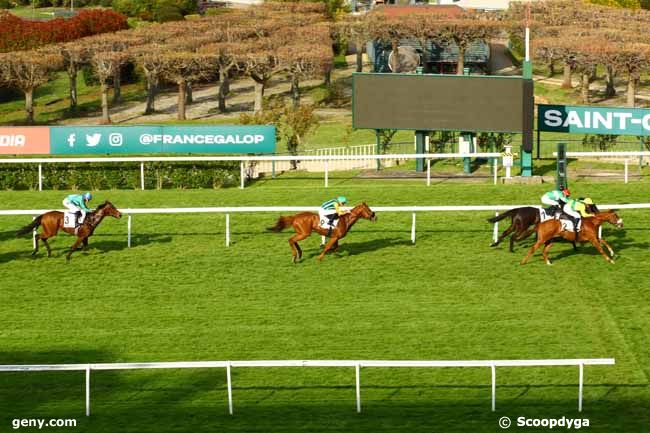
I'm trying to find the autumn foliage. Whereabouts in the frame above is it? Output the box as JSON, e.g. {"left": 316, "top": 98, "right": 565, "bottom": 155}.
{"left": 0, "top": 9, "right": 128, "bottom": 53}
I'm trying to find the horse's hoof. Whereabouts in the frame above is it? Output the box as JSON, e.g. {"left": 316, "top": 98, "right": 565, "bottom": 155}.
{"left": 609, "top": 259, "right": 615, "bottom": 264}
{"left": 546, "top": 261, "right": 552, "bottom": 266}
{"left": 489, "top": 243, "right": 497, "bottom": 247}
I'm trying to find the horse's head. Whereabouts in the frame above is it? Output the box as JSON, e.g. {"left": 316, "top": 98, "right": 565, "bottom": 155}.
{"left": 97, "top": 200, "right": 122, "bottom": 219}
{"left": 600, "top": 209, "right": 623, "bottom": 228}
{"left": 353, "top": 202, "right": 376, "bottom": 222}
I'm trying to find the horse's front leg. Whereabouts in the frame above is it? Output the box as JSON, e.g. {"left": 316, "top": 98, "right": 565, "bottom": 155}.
{"left": 66, "top": 237, "right": 84, "bottom": 261}
{"left": 542, "top": 241, "right": 554, "bottom": 265}
{"left": 318, "top": 237, "right": 339, "bottom": 262}
{"left": 491, "top": 224, "right": 514, "bottom": 248}
{"left": 82, "top": 238, "right": 89, "bottom": 252}
{"left": 589, "top": 237, "right": 614, "bottom": 264}
{"left": 599, "top": 238, "right": 615, "bottom": 257}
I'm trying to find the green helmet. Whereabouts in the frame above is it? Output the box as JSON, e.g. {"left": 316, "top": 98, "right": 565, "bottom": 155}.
{"left": 337, "top": 196, "right": 347, "bottom": 204}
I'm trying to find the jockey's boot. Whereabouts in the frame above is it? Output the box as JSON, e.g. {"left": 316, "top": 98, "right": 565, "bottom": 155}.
{"left": 75, "top": 211, "right": 82, "bottom": 227}
{"left": 573, "top": 217, "right": 581, "bottom": 234}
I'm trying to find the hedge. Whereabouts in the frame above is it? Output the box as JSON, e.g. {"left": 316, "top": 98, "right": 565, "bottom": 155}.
{"left": 0, "top": 162, "right": 240, "bottom": 190}
{"left": 0, "top": 9, "right": 129, "bottom": 53}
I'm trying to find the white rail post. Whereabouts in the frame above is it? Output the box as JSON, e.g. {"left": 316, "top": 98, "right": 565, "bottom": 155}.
{"left": 226, "top": 214, "right": 230, "bottom": 247}
{"left": 38, "top": 163, "right": 43, "bottom": 191}
{"left": 85, "top": 365, "right": 91, "bottom": 416}
{"left": 598, "top": 226, "right": 602, "bottom": 240}
{"left": 355, "top": 363, "right": 361, "bottom": 413}
{"left": 493, "top": 160, "right": 498, "bottom": 185}
{"left": 140, "top": 163, "right": 145, "bottom": 190}
{"left": 493, "top": 212, "right": 499, "bottom": 244}
{"left": 426, "top": 159, "right": 431, "bottom": 186}
{"left": 411, "top": 213, "right": 416, "bottom": 244}
{"left": 491, "top": 364, "right": 496, "bottom": 412}
{"left": 32, "top": 216, "right": 37, "bottom": 250}
{"left": 624, "top": 159, "right": 629, "bottom": 184}
{"left": 240, "top": 162, "right": 245, "bottom": 189}
{"left": 226, "top": 362, "right": 233, "bottom": 415}
{"left": 325, "top": 160, "right": 329, "bottom": 188}
{"left": 127, "top": 214, "right": 132, "bottom": 248}
{"left": 578, "top": 363, "right": 584, "bottom": 412}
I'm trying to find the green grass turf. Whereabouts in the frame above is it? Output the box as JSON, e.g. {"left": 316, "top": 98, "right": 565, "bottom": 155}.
{"left": 0, "top": 180, "right": 649, "bottom": 432}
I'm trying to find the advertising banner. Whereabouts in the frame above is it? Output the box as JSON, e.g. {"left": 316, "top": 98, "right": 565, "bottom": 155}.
{"left": 50, "top": 125, "right": 276, "bottom": 154}
{"left": 0, "top": 127, "right": 50, "bottom": 154}
{"left": 538, "top": 104, "right": 650, "bottom": 136}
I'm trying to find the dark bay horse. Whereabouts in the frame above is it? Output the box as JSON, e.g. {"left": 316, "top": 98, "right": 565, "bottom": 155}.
{"left": 488, "top": 206, "right": 577, "bottom": 252}
{"left": 16, "top": 200, "right": 122, "bottom": 260}
{"left": 268, "top": 202, "right": 376, "bottom": 263}
{"left": 520, "top": 210, "right": 623, "bottom": 265}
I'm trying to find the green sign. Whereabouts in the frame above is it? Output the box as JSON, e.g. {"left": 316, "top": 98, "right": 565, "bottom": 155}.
{"left": 50, "top": 125, "right": 276, "bottom": 154}
{"left": 538, "top": 104, "right": 650, "bottom": 136}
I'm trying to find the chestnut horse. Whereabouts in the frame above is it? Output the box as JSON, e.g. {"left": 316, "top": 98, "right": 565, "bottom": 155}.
{"left": 15, "top": 200, "right": 122, "bottom": 260}
{"left": 268, "top": 202, "right": 376, "bottom": 263}
{"left": 520, "top": 210, "right": 623, "bottom": 265}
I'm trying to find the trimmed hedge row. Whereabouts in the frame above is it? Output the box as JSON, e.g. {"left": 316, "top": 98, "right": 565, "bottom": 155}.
{"left": 0, "top": 162, "right": 240, "bottom": 190}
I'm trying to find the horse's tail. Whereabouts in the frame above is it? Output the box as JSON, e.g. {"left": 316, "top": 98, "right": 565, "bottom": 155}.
{"left": 267, "top": 216, "right": 295, "bottom": 232}
{"left": 16, "top": 215, "right": 42, "bottom": 237}
{"left": 487, "top": 208, "right": 518, "bottom": 223}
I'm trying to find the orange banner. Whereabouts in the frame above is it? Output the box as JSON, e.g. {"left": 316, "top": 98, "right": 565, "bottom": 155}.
{"left": 0, "top": 127, "right": 50, "bottom": 155}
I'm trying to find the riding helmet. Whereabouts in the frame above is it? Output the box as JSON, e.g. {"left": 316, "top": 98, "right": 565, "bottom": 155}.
{"left": 83, "top": 192, "right": 92, "bottom": 200}
{"left": 337, "top": 196, "right": 347, "bottom": 203}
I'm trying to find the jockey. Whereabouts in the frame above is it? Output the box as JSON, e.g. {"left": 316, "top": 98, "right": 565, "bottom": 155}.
{"left": 541, "top": 187, "right": 570, "bottom": 214}
{"left": 63, "top": 192, "right": 92, "bottom": 224}
{"left": 563, "top": 197, "right": 595, "bottom": 234}
{"left": 320, "top": 196, "right": 349, "bottom": 228}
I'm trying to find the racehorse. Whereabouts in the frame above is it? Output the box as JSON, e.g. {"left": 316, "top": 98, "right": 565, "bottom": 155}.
{"left": 520, "top": 210, "right": 623, "bottom": 265}
{"left": 488, "top": 206, "right": 576, "bottom": 252}
{"left": 15, "top": 200, "right": 122, "bottom": 260}
{"left": 267, "top": 202, "right": 376, "bottom": 263}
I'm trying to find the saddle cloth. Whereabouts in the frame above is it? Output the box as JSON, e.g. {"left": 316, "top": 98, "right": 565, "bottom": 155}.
{"left": 318, "top": 210, "right": 340, "bottom": 230}
{"left": 560, "top": 219, "right": 575, "bottom": 232}
{"left": 539, "top": 208, "right": 561, "bottom": 222}
{"left": 63, "top": 212, "right": 79, "bottom": 228}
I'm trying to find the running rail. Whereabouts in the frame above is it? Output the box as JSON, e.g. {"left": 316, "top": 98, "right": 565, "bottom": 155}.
{"left": 0, "top": 358, "right": 615, "bottom": 416}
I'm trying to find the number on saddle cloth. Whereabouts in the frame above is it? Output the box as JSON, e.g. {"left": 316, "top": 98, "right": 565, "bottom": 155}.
{"left": 63, "top": 212, "right": 79, "bottom": 228}
{"left": 318, "top": 211, "right": 339, "bottom": 230}
{"left": 560, "top": 218, "right": 575, "bottom": 232}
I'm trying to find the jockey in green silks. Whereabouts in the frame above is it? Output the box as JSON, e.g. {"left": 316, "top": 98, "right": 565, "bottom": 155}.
{"left": 563, "top": 197, "right": 595, "bottom": 233}
{"left": 63, "top": 192, "right": 92, "bottom": 224}
{"left": 319, "top": 196, "right": 348, "bottom": 228}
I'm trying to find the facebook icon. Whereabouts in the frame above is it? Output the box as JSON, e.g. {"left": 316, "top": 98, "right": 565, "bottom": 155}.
{"left": 67, "top": 134, "right": 76, "bottom": 147}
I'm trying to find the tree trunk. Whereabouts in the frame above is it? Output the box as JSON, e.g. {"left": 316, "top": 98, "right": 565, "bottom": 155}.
{"left": 627, "top": 76, "right": 637, "bottom": 108}
{"left": 145, "top": 78, "right": 157, "bottom": 114}
{"left": 68, "top": 67, "right": 78, "bottom": 110}
{"left": 547, "top": 61, "right": 555, "bottom": 77}
{"left": 177, "top": 79, "right": 187, "bottom": 120}
{"left": 186, "top": 82, "right": 193, "bottom": 105}
{"left": 324, "top": 69, "right": 331, "bottom": 87}
{"left": 253, "top": 80, "right": 265, "bottom": 113}
{"left": 290, "top": 74, "right": 300, "bottom": 108}
{"left": 112, "top": 66, "right": 122, "bottom": 104}
{"left": 355, "top": 39, "right": 363, "bottom": 73}
{"left": 218, "top": 70, "right": 229, "bottom": 113}
{"left": 581, "top": 71, "right": 590, "bottom": 104}
{"left": 562, "top": 63, "right": 572, "bottom": 88}
{"left": 101, "top": 83, "right": 111, "bottom": 124}
{"left": 456, "top": 45, "right": 465, "bottom": 75}
{"left": 605, "top": 65, "right": 616, "bottom": 98}
{"left": 25, "top": 88, "right": 34, "bottom": 124}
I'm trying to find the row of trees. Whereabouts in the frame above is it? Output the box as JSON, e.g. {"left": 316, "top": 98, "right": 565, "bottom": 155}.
{"left": 336, "top": 7, "right": 502, "bottom": 75}
{"left": 0, "top": 2, "right": 333, "bottom": 123}
{"left": 509, "top": 0, "right": 650, "bottom": 106}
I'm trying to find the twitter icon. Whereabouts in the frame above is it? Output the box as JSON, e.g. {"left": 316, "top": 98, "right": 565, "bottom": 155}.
{"left": 85, "top": 133, "right": 101, "bottom": 147}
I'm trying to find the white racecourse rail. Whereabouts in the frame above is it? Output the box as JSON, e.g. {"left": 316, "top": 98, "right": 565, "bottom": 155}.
{"left": 0, "top": 358, "right": 615, "bottom": 416}
{"left": 1, "top": 204, "right": 647, "bottom": 248}
{"left": 0, "top": 153, "right": 503, "bottom": 190}
{"left": 553, "top": 151, "right": 650, "bottom": 184}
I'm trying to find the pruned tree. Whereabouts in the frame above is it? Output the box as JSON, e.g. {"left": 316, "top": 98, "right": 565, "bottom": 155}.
{"left": 0, "top": 50, "right": 62, "bottom": 123}
{"left": 160, "top": 51, "right": 214, "bottom": 120}
{"left": 133, "top": 44, "right": 167, "bottom": 115}
{"left": 238, "top": 38, "right": 283, "bottom": 113}
{"left": 279, "top": 44, "right": 332, "bottom": 107}
{"left": 336, "top": 14, "right": 372, "bottom": 72}
{"left": 91, "top": 50, "right": 123, "bottom": 124}
{"left": 368, "top": 13, "right": 411, "bottom": 73}
{"left": 200, "top": 42, "right": 247, "bottom": 113}
{"left": 609, "top": 43, "right": 650, "bottom": 107}
{"left": 59, "top": 43, "right": 91, "bottom": 111}
{"left": 439, "top": 16, "right": 500, "bottom": 75}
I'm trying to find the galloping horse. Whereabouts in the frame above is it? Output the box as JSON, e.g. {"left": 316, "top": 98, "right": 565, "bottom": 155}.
{"left": 268, "top": 202, "right": 376, "bottom": 263}
{"left": 16, "top": 200, "right": 122, "bottom": 260}
{"left": 489, "top": 206, "right": 577, "bottom": 252}
{"left": 520, "top": 210, "right": 623, "bottom": 265}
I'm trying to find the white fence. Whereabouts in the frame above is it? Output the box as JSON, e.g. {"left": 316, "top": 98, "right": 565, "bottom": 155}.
{"left": 0, "top": 152, "right": 503, "bottom": 190}
{"left": 554, "top": 151, "right": 650, "bottom": 184}
{"left": 2, "top": 203, "right": 648, "bottom": 249}
{"left": 0, "top": 358, "right": 615, "bottom": 416}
